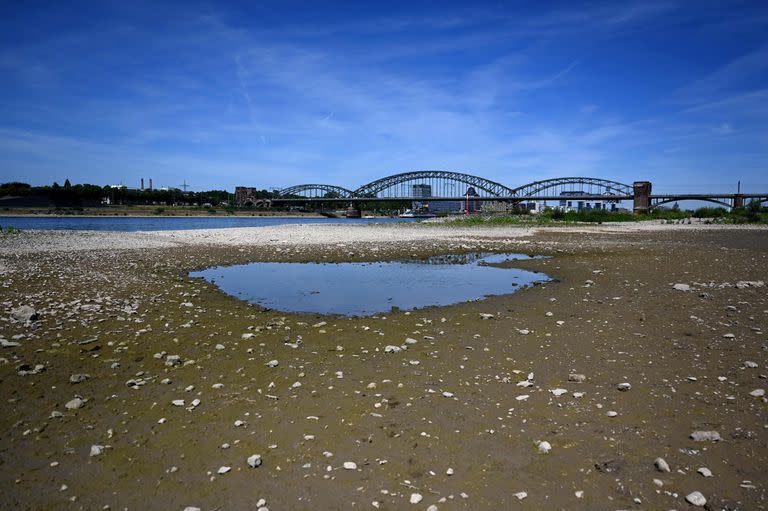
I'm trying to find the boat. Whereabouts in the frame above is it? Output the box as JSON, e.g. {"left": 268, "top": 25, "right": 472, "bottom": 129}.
{"left": 398, "top": 209, "right": 437, "bottom": 218}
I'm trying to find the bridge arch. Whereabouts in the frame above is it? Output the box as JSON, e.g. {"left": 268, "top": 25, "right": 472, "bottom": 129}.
{"left": 650, "top": 197, "right": 731, "bottom": 209}
{"left": 278, "top": 184, "right": 353, "bottom": 198}
{"left": 353, "top": 170, "right": 515, "bottom": 198}
{"left": 511, "top": 177, "right": 633, "bottom": 197}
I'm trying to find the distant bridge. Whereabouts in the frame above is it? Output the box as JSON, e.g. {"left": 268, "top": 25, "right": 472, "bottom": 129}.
{"left": 235, "top": 170, "right": 767, "bottom": 212}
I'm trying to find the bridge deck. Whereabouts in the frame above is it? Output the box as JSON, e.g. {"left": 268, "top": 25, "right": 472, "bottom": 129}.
{"left": 271, "top": 193, "right": 767, "bottom": 203}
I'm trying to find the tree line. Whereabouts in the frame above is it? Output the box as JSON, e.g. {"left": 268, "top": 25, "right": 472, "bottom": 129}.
{"left": 0, "top": 181, "right": 269, "bottom": 207}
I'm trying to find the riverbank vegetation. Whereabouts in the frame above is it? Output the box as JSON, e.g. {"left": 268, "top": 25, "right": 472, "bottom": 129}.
{"left": 444, "top": 202, "right": 768, "bottom": 226}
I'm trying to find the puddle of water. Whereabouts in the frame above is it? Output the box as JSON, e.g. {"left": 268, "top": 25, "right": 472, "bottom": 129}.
{"left": 190, "top": 253, "right": 550, "bottom": 317}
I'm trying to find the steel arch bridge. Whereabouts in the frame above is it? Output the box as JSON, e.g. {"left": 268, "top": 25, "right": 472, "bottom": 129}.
{"left": 511, "top": 177, "right": 632, "bottom": 198}
{"left": 650, "top": 196, "right": 732, "bottom": 209}
{"left": 278, "top": 184, "right": 353, "bottom": 198}
{"left": 278, "top": 173, "right": 633, "bottom": 200}
{"left": 352, "top": 170, "right": 515, "bottom": 198}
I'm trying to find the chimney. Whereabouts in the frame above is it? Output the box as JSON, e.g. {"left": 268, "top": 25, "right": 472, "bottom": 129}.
{"left": 141, "top": 178, "right": 144, "bottom": 190}
{"left": 149, "top": 178, "right": 153, "bottom": 191}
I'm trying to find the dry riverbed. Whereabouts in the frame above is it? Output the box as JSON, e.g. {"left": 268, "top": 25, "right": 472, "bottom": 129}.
{"left": 0, "top": 223, "right": 766, "bottom": 510}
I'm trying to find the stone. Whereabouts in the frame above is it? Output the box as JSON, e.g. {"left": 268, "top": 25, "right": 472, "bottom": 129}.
{"left": 90, "top": 445, "right": 105, "bottom": 457}
{"left": 442, "top": 391, "right": 454, "bottom": 398}
{"left": 266, "top": 360, "right": 279, "bottom": 367}
{"left": 690, "top": 431, "right": 721, "bottom": 442}
{"left": 343, "top": 461, "right": 357, "bottom": 470}
{"left": 410, "top": 493, "right": 423, "bottom": 504}
{"left": 606, "top": 411, "right": 618, "bottom": 417}
{"left": 736, "top": 280, "right": 764, "bottom": 288}
{"left": 479, "top": 313, "right": 495, "bottom": 320}
{"left": 11, "top": 305, "right": 38, "bottom": 323}
{"left": 405, "top": 338, "right": 418, "bottom": 345}
{"left": 568, "top": 374, "right": 586, "bottom": 383}
{"left": 217, "top": 466, "right": 231, "bottom": 475}
{"left": 673, "top": 283, "right": 691, "bottom": 291}
{"left": 744, "top": 361, "right": 758, "bottom": 368}
{"left": 247, "top": 454, "right": 262, "bottom": 468}
{"left": 749, "top": 389, "right": 765, "bottom": 397}
{"left": 685, "top": 491, "right": 706, "bottom": 507}
{"left": 550, "top": 388, "right": 568, "bottom": 397}
{"left": 384, "top": 345, "right": 401, "bottom": 353}
{"left": 65, "top": 397, "right": 84, "bottom": 410}
{"left": 165, "top": 355, "right": 182, "bottom": 367}
{"left": 697, "top": 467, "right": 713, "bottom": 477}
{"left": 69, "top": 374, "right": 90, "bottom": 384}
{"left": 654, "top": 457, "right": 670, "bottom": 472}
{"left": 171, "top": 399, "right": 185, "bottom": 407}
{"left": 594, "top": 458, "right": 625, "bottom": 473}
{"left": 617, "top": 382, "right": 631, "bottom": 391}
{"left": 513, "top": 492, "right": 527, "bottom": 500}
{"left": 537, "top": 441, "right": 551, "bottom": 454}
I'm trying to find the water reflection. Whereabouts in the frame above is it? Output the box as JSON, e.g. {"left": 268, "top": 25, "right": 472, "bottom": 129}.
{"left": 191, "top": 253, "right": 550, "bottom": 317}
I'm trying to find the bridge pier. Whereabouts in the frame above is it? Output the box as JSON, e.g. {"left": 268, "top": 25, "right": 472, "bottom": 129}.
{"left": 345, "top": 204, "right": 362, "bottom": 218}
{"left": 733, "top": 194, "right": 744, "bottom": 209}
{"left": 633, "top": 181, "right": 652, "bottom": 214}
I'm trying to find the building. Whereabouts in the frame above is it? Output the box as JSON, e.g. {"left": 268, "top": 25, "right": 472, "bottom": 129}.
{"left": 235, "top": 186, "right": 259, "bottom": 206}
{"left": 557, "top": 191, "right": 617, "bottom": 211}
{"left": 412, "top": 184, "right": 432, "bottom": 199}
{"left": 417, "top": 187, "right": 481, "bottom": 214}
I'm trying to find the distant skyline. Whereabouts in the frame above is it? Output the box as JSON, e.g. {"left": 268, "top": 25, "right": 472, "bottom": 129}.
{"left": 1, "top": 0, "right": 767, "bottom": 193}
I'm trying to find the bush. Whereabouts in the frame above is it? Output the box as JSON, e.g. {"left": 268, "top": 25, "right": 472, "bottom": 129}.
{"left": 692, "top": 207, "right": 727, "bottom": 218}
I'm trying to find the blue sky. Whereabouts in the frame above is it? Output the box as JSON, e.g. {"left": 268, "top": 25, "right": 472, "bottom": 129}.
{"left": 1, "top": 0, "right": 767, "bottom": 194}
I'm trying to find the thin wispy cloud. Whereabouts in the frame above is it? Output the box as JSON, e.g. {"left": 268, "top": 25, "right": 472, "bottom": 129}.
{"left": 0, "top": 1, "right": 766, "bottom": 192}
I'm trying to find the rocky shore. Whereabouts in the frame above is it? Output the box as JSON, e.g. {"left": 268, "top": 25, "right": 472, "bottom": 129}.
{"left": 0, "top": 222, "right": 766, "bottom": 510}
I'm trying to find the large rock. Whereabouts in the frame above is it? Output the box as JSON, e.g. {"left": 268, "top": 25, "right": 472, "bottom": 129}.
{"left": 11, "top": 305, "right": 38, "bottom": 323}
